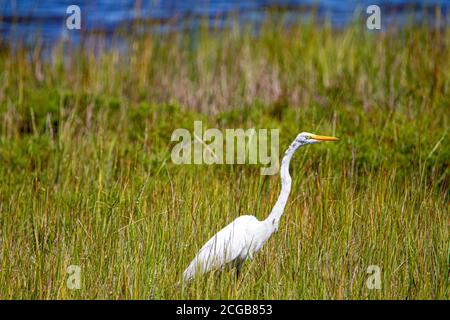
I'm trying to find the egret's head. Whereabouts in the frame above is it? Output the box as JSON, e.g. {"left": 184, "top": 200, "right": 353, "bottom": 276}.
{"left": 295, "top": 132, "right": 339, "bottom": 145}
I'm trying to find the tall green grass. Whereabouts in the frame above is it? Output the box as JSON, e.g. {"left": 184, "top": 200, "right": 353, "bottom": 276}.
{"left": 0, "top": 18, "right": 448, "bottom": 299}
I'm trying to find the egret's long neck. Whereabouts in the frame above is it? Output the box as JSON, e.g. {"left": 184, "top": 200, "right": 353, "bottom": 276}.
{"left": 264, "top": 141, "right": 298, "bottom": 231}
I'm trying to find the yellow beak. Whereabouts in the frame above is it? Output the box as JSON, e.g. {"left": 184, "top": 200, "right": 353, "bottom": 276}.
{"left": 310, "top": 134, "right": 339, "bottom": 141}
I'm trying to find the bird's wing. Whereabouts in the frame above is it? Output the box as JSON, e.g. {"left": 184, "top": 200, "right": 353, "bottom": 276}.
{"left": 184, "top": 216, "right": 256, "bottom": 280}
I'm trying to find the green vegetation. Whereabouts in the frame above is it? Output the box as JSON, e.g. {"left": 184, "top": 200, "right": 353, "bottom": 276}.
{"left": 0, "top": 19, "right": 448, "bottom": 299}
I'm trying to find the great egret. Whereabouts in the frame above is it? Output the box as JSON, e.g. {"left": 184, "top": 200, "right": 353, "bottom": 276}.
{"left": 183, "top": 132, "right": 338, "bottom": 282}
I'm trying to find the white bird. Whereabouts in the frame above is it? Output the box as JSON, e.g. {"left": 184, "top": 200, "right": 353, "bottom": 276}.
{"left": 183, "top": 132, "right": 339, "bottom": 283}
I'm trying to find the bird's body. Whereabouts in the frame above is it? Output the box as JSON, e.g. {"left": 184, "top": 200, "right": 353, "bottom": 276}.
{"left": 183, "top": 215, "right": 272, "bottom": 281}
{"left": 183, "top": 132, "right": 338, "bottom": 283}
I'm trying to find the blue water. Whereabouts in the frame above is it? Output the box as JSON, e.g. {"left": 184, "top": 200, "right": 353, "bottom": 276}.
{"left": 1, "top": 1, "right": 449, "bottom": 46}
